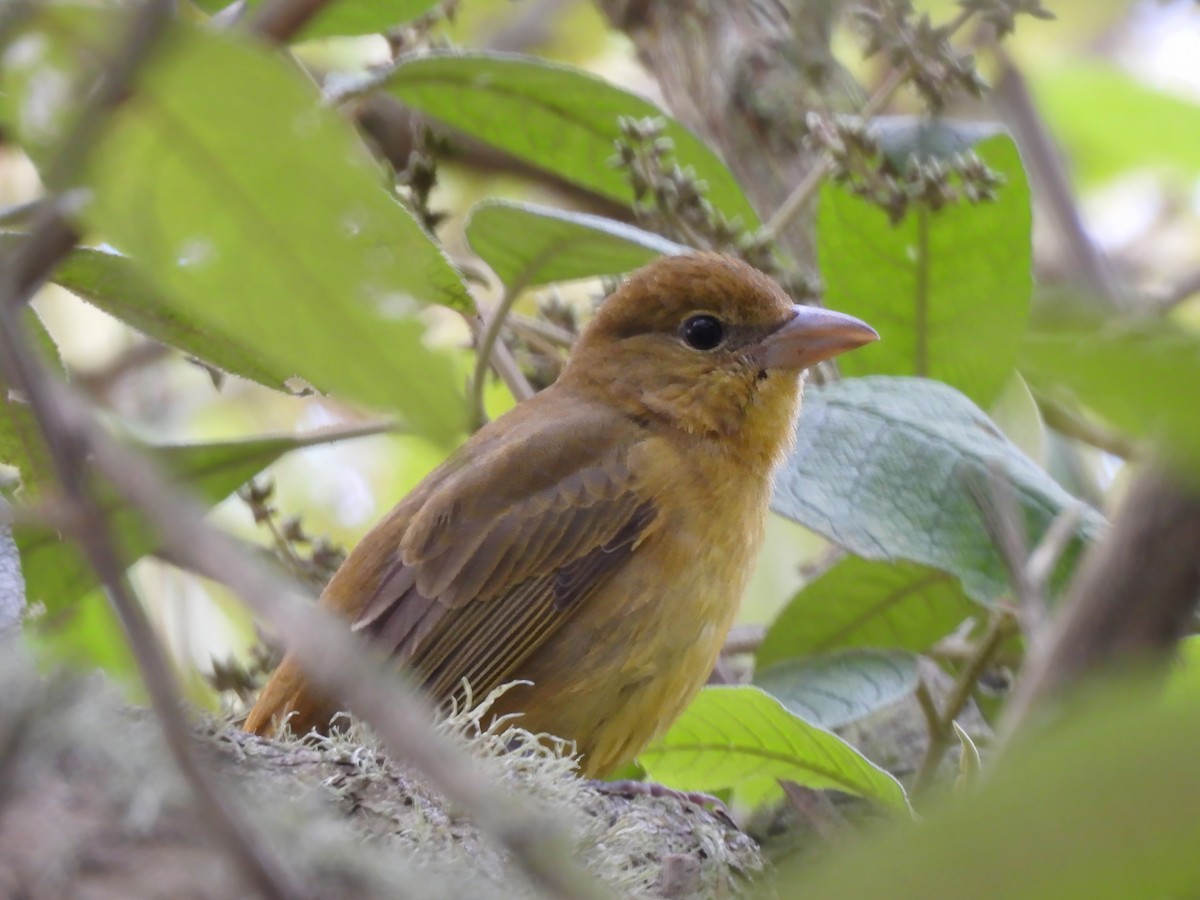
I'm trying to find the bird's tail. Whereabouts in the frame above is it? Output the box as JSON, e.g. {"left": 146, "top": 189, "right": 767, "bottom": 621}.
{"left": 243, "top": 654, "right": 334, "bottom": 736}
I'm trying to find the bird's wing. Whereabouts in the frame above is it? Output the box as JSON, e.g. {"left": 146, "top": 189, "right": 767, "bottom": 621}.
{"left": 350, "top": 409, "right": 658, "bottom": 706}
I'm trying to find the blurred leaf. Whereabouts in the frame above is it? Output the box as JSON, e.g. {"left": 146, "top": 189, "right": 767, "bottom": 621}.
{"left": 16, "top": 424, "right": 384, "bottom": 612}
{"left": 465, "top": 200, "right": 684, "bottom": 288}
{"left": 639, "top": 685, "right": 909, "bottom": 814}
{"left": 1020, "top": 314, "right": 1200, "bottom": 473}
{"left": 755, "top": 649, "right": 918, "bottom": 730}
{"left": 0, "top": 239, "right": 288, "bottom": 389}
{"left": 773, "top": 376, "right": 1105, "bottom": 603}
{"left": 377, "top": 52, "right": 759, "bottom": 226}
{"left": 29, "top": 589, "right": 140, "bottom": 690}
{"left": 1033, "top": 63, "right": 1200, "bottom": 186}
{"left": 190, "top": 0, "right": 442, "bottom": 39}
{"left": 758, "top": 558, "right": 976, "bottom": 667}
{"left": 818, "top": 124, "right": 1032, "bottom": 405}
{"left": 2, "top": 10, "right": 471, "bottom": 442}
{"left": 785, "top": 681, "right": 1200, "bottom": 899}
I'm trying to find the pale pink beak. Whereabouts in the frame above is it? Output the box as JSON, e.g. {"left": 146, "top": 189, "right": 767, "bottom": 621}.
{"left": 753, "top": 305, "right": 879, "bottom": 371}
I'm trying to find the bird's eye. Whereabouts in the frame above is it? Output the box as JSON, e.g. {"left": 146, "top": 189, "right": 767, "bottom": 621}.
{"left": 681, "top": 314, "right": 724, "bottom": 351}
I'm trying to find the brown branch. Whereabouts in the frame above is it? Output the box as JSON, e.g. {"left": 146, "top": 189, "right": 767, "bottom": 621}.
{"left": 990, "top": 48, "right": 1130, "bottom": 311}
{"left": 1000, "top": 467, "right": 1200, "bottom": 744}
{"left": 248, "top": 0, "right": 335, "bottom": 43}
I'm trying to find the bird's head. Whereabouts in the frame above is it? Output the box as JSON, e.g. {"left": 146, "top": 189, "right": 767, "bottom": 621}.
{"left": 561, "top": 253, "right": 877, "bottom": 461}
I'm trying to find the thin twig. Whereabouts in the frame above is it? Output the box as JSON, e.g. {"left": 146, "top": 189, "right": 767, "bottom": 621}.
{"left": 1037, "top": 393, "right": 1139, "bottom": 460}
{"left": 990, "top": 46, "right": 1129, "bottom": 311}
{"left": 721, "top": 623, "right": 766, "bottom": 657}
{"left": 911, "top": 611, "right": 1013, "bottom": 796}
{"left": 470, "top": 277, "right": 538, "bottom": 428}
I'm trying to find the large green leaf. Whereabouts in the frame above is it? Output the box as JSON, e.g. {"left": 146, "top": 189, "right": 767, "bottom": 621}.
{"left": 639, "top": 686, "right": 909, "bottom": 814}
{"left": 191, "top": 0, "right": 442, "bottom": 39}
{"left": 465, "top": 200, "right": 684, "bottom": 289}
{"left": 755, "top": 649, "right": 919, "bottom": 730}
{"left": 16, "top": 425, "right": 384, "bottom": 612}
{"left": 774, "top": 376, "right": 1104, "bottom": 604}
{"left": 758, "top": 558, "right": 976, "bottom": 668}
{"left": 1033, "top": 63, "right": 1200, "bottom": 187}
{"left": 0, "top": 239, "right": 289, "bottom": 389}
{"left": 1020, "top": 314, "right": 1200, "bottom": 474}
{"left": 817, "top": 122, "right": 1032, "bottom": 405}
{"left": 376, "top": 52, "right": 759, "bottom": 226}
{"left": 2, "top": 10, "right": 471, "bottom": 442}
{"left": 786, "top": 682, "right": 1200, "bottom": 899}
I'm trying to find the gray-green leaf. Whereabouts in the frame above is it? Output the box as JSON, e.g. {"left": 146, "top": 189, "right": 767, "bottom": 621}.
{"left": 466, "top": 200, "right": 684, "bottom": 289}
{"left": 774, "top": 376, "right": 1104, "bottom": 604}
{"left": 755, "top": 649, "right": 919, "bottom": 730}
{"left": 375, "top": 52, "right": 758, "bottom": 226}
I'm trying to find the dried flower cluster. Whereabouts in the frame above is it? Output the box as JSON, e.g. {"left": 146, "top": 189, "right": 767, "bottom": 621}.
{"left": 855, "top": 0, "right": 1053, "bottom": 110}
{"left": 238, "top": 477, "right": 346, "bottom": 588}
{"left": 612, "top": 116, "right": 820, "bottom": 301}
{"left": 807, "top": 113, "right": 1005, "bottom": 224}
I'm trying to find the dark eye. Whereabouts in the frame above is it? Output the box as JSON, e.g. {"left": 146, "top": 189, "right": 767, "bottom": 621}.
{"left": 681, "top": 314, "right": 724, "bottom": 351}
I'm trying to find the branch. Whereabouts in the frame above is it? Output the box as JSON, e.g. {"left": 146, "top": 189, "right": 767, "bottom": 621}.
{"left": 990, "top": 47, "right": 1130, "bottom": 311}
{"left": 1000, "top": 467, "right": 1200, "bottom": 744}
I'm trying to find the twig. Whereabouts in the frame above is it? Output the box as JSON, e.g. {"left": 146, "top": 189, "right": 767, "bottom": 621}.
{"left": 721, "top": 623, "right": 766, "bottom": 657}
{"left": 999, "top": 467, "right": 1200, "bottom": 747}
{"left": 470, "top": 276, "right": 538, "bottom": 429}
{"left": 990, "top": 47, "right": 1129, "bottom": 311}
{"left": 509, "top": 313, "right": 577, "bottom": 349}
{"left": 911, "top": 611, "right": 1013, "bottom": 796}
{"left": 248, "top": 0, "right": 335, "bottom": 42}
{"left": 1037, "top": 392, "right": 1139, "bottom": 460}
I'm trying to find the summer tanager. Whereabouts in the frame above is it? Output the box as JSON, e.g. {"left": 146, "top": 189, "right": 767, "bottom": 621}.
{"left": 244, "top": 253, "right": 877, "bottom": 776}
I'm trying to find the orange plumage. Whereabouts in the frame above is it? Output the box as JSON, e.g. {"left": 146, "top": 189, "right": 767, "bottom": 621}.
{"left": 245, "top": 253, "right": 876, "bottom": 776}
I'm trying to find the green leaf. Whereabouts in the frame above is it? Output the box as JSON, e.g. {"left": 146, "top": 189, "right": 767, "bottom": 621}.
{"left": 191, "top": 0, "right": 443, "bottom": 39}
{"left": 1033, "top": 63, "right": 1200, "bottom": 186}
{"left": 758, "top": 558, "right": 976, "bottom": 667}
{"left": 773, "top": 376, "right": 1105, "bottom": 604}
{"left": 0, "top": 239, "right": 289, "bottom": 389}
{"left": 3, "top": 10, "right": 471, "bottom": 442}
{"left": 638, "top": 685, "right": 909, "bottom": 814}
{"left": 465, "top": 200, "right": 685, "bottom": 288}
{"left": 817, "top": 122, "right": 1032, "bottom": 405}
{"left": 16, "top": 425, "right": 384, "bottom": 612}
{"left": 755, "top": 649, "right": 918, "bottom": 730}
{"left": 787, "top": 681, "right": 1200, "bottom": 899}
{"left": 1020, "top": 314, "right": 1200, "bottom": 474}
{"left": 376, "top": 52, "right": 759, "bottom": 226}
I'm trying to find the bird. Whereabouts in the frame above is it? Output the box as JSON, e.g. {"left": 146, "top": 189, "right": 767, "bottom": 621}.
{"left": 244, "top": 252, "right": 877, "bottom": 777}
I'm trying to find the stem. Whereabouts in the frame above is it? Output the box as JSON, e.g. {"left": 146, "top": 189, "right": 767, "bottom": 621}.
{"left": 912, "top": 612, "right": 1013, "bottom": 796}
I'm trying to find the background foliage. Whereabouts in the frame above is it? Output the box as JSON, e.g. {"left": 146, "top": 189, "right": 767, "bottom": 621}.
{"left": 2, "top": 0, "right": 1199, "bottom": 895}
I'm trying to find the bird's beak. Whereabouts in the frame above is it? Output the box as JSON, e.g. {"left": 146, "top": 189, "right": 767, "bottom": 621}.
{"left": 753, "top": 305, "right": 879, "bottom": 371}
